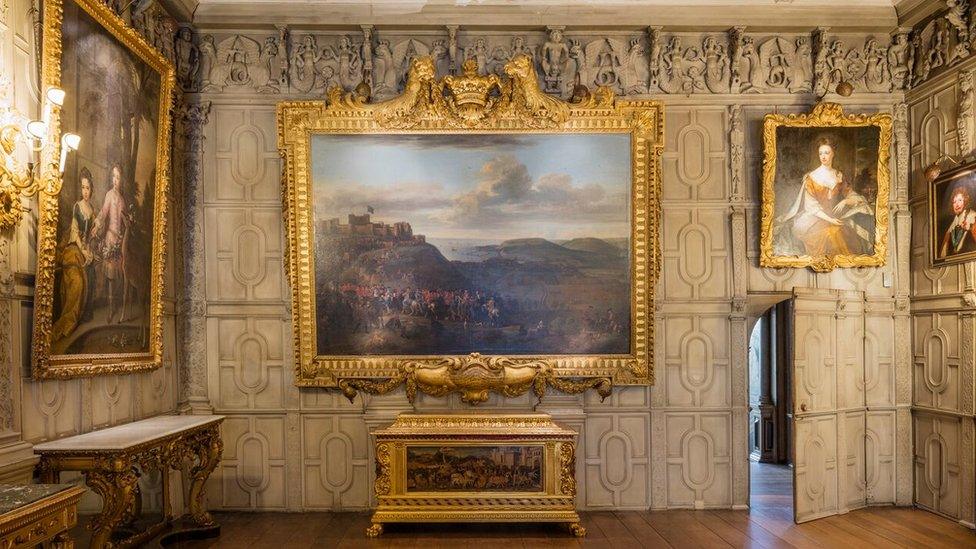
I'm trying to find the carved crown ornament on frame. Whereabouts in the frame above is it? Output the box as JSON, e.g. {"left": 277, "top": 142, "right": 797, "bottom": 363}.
{"left": 277, "top": 54, "right": 663, "bottom": 404}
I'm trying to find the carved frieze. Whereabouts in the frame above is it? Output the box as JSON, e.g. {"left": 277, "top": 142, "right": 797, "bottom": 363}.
{"left": 181, "top": 28, "right": 919, "bottom": 98}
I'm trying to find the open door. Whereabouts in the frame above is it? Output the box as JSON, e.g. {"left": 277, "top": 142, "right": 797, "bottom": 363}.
{"left": 790, "top": 288, "right": 867, "bottom": 523}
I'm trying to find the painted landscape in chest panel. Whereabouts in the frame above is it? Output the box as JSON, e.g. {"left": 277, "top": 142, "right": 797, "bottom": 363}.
{"left": 311, "top": 133, "right": 632, "bottom": 356}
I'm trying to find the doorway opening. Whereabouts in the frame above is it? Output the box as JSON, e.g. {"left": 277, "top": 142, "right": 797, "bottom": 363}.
{"left": 748, "top": 300, "right": 792, "bottom": 513}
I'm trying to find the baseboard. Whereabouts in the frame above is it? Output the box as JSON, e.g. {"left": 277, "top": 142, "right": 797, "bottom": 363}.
{"left": 0, "top": 440, "right": 39, "bottom": 484}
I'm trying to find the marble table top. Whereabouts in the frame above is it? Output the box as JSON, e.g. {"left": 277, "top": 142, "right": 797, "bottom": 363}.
{"left": 0, "top": 484, "right": 75, "bottom": 515}
{"left": 33, "top": 415, "right": 224, "bottom": 453}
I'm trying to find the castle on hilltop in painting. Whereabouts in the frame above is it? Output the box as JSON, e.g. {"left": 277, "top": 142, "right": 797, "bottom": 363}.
{"left": 311, "top": 133, "right": 632, "bottom": 356}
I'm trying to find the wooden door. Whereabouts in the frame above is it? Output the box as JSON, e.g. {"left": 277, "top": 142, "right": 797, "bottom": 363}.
{"left": 791, "top": 288, "right": 867, "bottom": 523}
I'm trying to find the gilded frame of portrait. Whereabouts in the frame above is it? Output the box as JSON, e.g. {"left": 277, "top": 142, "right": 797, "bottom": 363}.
{"left": 277, "top": 55, "right": 662, "bottom": 403}
{"left": 760, "top": 102, "right": 892, "bottom": 272}
{"left": 929, "top": 161, "right": 976, "bottom": 267}
{"left": 31, "top": 0, "right": 175, "bottom": 378}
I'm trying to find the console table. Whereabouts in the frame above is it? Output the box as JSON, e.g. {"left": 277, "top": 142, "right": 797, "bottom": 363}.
{"left": 0, "top": 484, "right": 84, "bottom": 548}
{"left": 33, "top": 415, "right": 224, "bottom": 549}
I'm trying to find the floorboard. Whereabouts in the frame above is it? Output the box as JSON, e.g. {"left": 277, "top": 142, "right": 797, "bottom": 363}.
{"left": 136, "top": 507, "right": 972, "bottom": 549}
{"left": 59, "top": 463, "right": 975, "bottom": 548}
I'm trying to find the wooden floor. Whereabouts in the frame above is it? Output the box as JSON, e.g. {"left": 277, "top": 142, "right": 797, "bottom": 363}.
{"left": 160, "top": 506, "right": 976, "bottom": 548}
{"left": 137, "top": 463, "right": 973, "bottom": 548}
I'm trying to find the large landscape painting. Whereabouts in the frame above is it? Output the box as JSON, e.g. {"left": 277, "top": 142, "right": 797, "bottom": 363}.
{"left": 311, "top": 133, "right": 632, "bottom": 356}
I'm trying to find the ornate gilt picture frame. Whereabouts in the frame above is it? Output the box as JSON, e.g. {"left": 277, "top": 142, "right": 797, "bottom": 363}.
{"left": 760, "top": 102, "right": 892, "bottom": 272}
{"left": 32, "top": 0, "right": 175, "bottom": 378}
{"left": 929, "top": 161, "right": 976, "bottom": 267}
{"left": 277, "top": 56, "right": 662, "bottom": 403}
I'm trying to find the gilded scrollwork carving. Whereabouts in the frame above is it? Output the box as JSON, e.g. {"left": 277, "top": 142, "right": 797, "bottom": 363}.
{"left": 374, "top": 442, "right": 392, "bottom": 497}
{"left": 339, "top": 352, "right": 613, "bottom": 405}
{"left": 558, "top": 441, "right": 578, "bottom": 497}
{"left": 187, "top": 425, "right": 222, "bottom": 527}
{"left": 86, "top": 458, "right": 140, "bottom": 548}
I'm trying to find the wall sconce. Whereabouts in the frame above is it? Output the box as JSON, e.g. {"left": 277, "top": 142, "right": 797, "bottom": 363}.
{"left": 0, "top": 86, "right": 80, "bottom": 232}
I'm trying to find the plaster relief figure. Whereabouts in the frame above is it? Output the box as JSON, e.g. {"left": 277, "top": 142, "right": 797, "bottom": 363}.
{"left": 258, "top": 36, "right": 280, "bottom": 93}
{"left": 739, "top": 36, "right": 760, "bottom": 92}
{"left": 888, "top": 32, "right": 913, "bottom": 90}
{"left": 323, "top": 35, "right": 364, "bottom": 91}
{"left": 447, "top": 26, "right": 458, "bottom": 74}
{"left": 292, "top": 35, "right": 321, "bottom": 93}
{"left": 198, "top": 35, "right": 216, "bottom": 91}
{"left": 394, "top": 39, "right": 430, "bottom": 89}
{"left": 947, "top": 0, "right": 969, "bottom": 37}
{"left": 648, "top": 27, "right": 662, "bottom": 91}
{"left": 174, "top": 27, "right": 198, "bottom": 90}
{"left": 825, "top": 39, "right": 847, "bottom": 89}
{"left": 702, "top": 36, "right": 727, "bottom": 93}
{"left": 540, "top": 27, "right": 570, "bottom": 94}
{"left": 625, "top": 37, "right": 649, "bottom": 94}
{"left": 567, "top": 39, "right": 586, "bottom": 96}
{"left": 431, "top": 39, "right": 450, "bottom": 77}
{"left": 793, "top": 37, "right": 813, "bottom": 93}
{"left": 862, "top": 38, "right": 891, "bottom": 92}
{"left": 510, "top": 36, "right": 533, "bottom": 61}
{"left": 372, "top": 39, "right": 397, "bottom": 96}
{"left": 464, "top": 37, "right": 489, "bottom": 75}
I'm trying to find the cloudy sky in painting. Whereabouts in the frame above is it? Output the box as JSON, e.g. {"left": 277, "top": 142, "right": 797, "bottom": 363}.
{"left": 310, "top": 133, "right": 631, "bottom": 241}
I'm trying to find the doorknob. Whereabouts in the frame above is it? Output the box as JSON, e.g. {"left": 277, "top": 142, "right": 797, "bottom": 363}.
{"left": 800, "top": 402, "right": 808, "bottom": 412}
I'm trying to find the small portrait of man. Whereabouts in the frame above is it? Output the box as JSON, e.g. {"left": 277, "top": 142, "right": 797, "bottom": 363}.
{"left": 939, "top": 184, "right": 976, "bottom": 258}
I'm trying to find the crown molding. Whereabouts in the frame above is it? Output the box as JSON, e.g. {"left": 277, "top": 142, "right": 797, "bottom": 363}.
{"left": 189, "top": 1, "right": 898, "bottom": 31}
{"left": 893, "top": 0, "right": 944, "bottom": 27}
{"left": 158, "top": 0, "right": 198, "bottom": 21}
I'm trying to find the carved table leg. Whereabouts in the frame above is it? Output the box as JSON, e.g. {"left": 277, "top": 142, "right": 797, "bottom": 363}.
{"left": 121, "top": 477, "right": 143, "bottom": 527}
{"left": 365, "top": 522, "right": 383, "bottom": 537}
{"left": 85, "top": 460, "right": 139, "bottom": 549}
{"left": 37, "top": 458, "right": 59, "bottom": 484}
{"left": 50, "top": 531, "right": 75, "bottom": 549}
{"left": 161, "top": 467, "right": 173, "bottom": 522}
{"left": 187, "top": 426, "right": 223, "bottom": 527}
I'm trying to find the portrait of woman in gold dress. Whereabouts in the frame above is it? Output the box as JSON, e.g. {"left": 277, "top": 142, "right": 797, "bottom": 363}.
{"left": 760, "top": 104, "right": 889, "bottom": 270}
{"left": 774, "top": 137, "right": 875, "bottom": 257}
{"left": 51, "top": 168, "right": 97, "bottom": 344}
